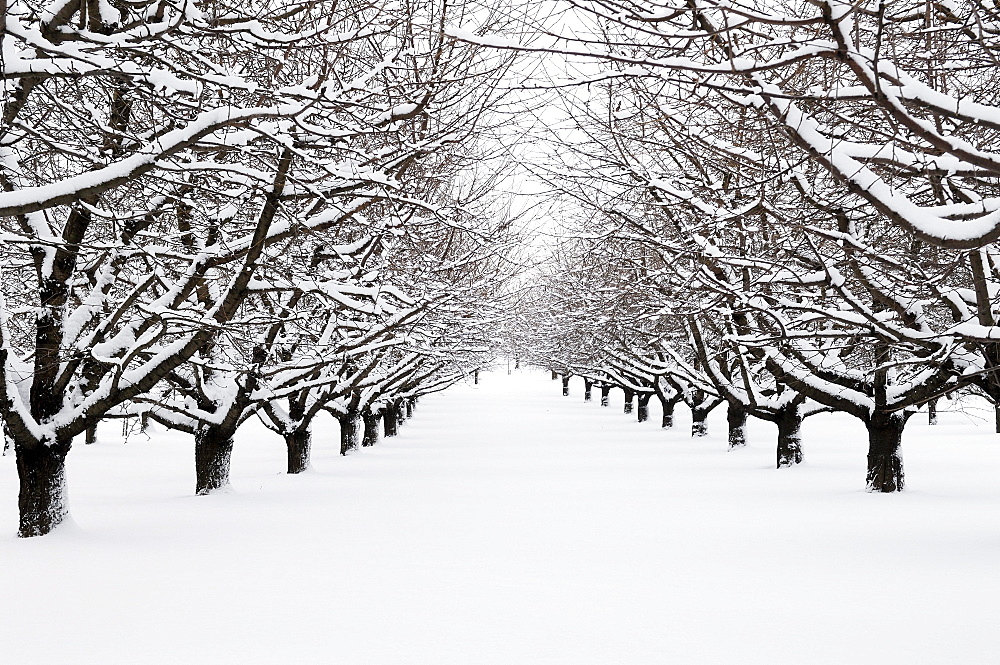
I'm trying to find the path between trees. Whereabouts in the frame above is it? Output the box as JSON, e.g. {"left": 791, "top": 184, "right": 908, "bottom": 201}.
{"left": 1, "top": 370, "right": 998, "bottom": 664}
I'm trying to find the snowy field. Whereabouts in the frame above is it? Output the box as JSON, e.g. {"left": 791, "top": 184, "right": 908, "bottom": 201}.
{"left": 2, "top": 369, "right": 999, "bottom": 665}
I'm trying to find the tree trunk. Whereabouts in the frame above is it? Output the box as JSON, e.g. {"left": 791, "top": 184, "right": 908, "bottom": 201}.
{"left": 727, "top": 403, "right": 747, "bottom": 449}
{"left": 995, "top": 403, "right": 1000, "bottom": 434}
{"left": 195, "top": 425, "right": 235, "bottom": 495}
{"left": 551, "top": 370, "right": 558, "bottom": 380}
{"left": 691, "top": 408, "right": 709, "bottom": 437}
{"left": 865, "top": 412, "right": 906, "bottom": 492}
{"left": 637, "top": 393, "right": 651, "bottom": 422}
{"left": 383, "top": 406, "right": 399, "bottom": 437}
{"left": 584, "top": 378, "right": 594, "bottom": 402}
{"left": 16, "top": 439, "right": 71, "bottom": 537}
{"left": 362, "top": 411, "right": 380, "bottom": 447}
{"left": 623, "top": 387, "right": 635, "bottom": 414}
{"left": 515, "top": 357, "right": 520, "bottom": 369}
{"left": 395, "top": 399, "right": 407, "bottom": 425}
{"left": 659, "top": 395, "right": 679, "bottom": 429}
{"left": 285, "top": 428, "right": 311, "bottom": 474}
{"left": 775, "top": 407, "right": 803, "bottom": 468}
{"left": 406, "top": 398, "right": 415, "bottom": 418}
{"left": 561, "top": 374, "right": 571, "bottom": 396}
{"left": 927, "top": 398, "right": 938, "bottom": 426}
{"left": 600, "top": 384, "right": 611, "bottom": 407}
{"left": 473, "top": 370, "right": 480, "bottom": 385}
{"left": 339, "top": 412, "right": 361, "bottom": 455}
{"left": 140, "top": 412, "right": 151, "bottom": 433}
{"left": 85, "top": 422, "right": 98, "bottom": 445}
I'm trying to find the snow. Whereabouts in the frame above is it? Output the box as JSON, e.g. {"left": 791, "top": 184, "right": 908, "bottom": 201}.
{"left": 2, "top": 369, "right": 999, "bottom": 664}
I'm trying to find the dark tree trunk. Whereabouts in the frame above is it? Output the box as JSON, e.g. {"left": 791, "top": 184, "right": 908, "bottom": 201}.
{"left": 473, "top": 370, "right": 480, "bottom": 385}
{"left": 600, "top": 384, "right": 611, "bottom": 407}
{"left": 85, "top": 422, "right": 98, "bottom": 445}
{"left": 865, "top": 412, "right": 906, "bottom": 492}
{"left": 195, "top": 425, "right": 235, "bottom": 495}
{"left": 395, "top": 399, "right": 407, "bottom": 425}
{"left": 561, "top": 374, "right": 571, "bottom": 396}
{"left": 727, "top": 403, "right": 748, "bottom": 449}
{"left": 927, "top": 398, "right": 938, "bottom": 426}
{"left": 623, "top": 387, "right": 635, "bottom": 414}
{"left": 16, "top": 438, "right": 71, "bottom": 537}
{"left": 362, "top": 411, "right": 380, "bottom": 447}
{"left": 637, "top": 393, "right": 651, "bottom": 422}
{"left": 995, "top": 403, "right": 1000, "bottom": 434}
{"left": 659, "top": 395, "right": 680, "bottom": 429}
{"left": 775, "top": 407, "right": 804, "bottom": 468}
{"left": 339, "top": 412, "right": 361, "bottom": 455}
{"left": 406, "top": 398, "right": 415, "bottom": 418}
{"left": 551, "top": 370, "right": 558, "bottom": 380}
{"left": 515, "top": 357, "right": 520, "bottom": 369}
{"left": 691, "top": 408, "right": 709, "bottom": 437}
{"left": 383, "top": 406, "right": 399, "bottom": 437}
{"left": 584, "top": 378, "right": 594, "bottom": 402}
{"left": 140, "top": 412, "right": 151, "bottom": 433}
{"left": 285, "top": 428, "right": 311, "bottom": 474}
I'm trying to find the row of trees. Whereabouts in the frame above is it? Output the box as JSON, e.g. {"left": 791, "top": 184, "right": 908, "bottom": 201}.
{"left": 496, "top": 0, "right": 1000, "bottom": 492}
{"left": 1, "top": 0, "right": 521, "bottom": 537}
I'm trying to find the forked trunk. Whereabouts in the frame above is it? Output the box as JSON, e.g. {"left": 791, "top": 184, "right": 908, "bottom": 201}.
{"left": 339, "top": 412, "right": 361, "bottom": 455}
{"left": 637, "top": 393, "right": 651, "bottom": 423}
{"left": 623, "top": 387, "right": 635, "bottom": 414}
{"left": 727, "top": 403, "right": 747, "bottom": 449}
{"left": 16, "top": 439, "right": 71, "bottom": 537}
{"left": 285, "top": 428, "right": 312, "bottom": 474}
{"left": 383, "top": 406, "right": 399, "bottom": 437}
{"left": 584, "top": 378, "right": 594, "bottom": 402}
{"left": 561, "top": 374, "right": 571, "bottom": 397}
{"left": 362, "top": 411, "right": 380, "bottom": 447}
{"left": 775, "top": 408, "right": 803, "bottom": 468}
{"left": 195, "top": 425, "right": 235, "bottom": 495}
{"left": 600, "top": 384, "right": 611, "bottom": 407}
{"left": 865, "top": 412, "right": 906, "bottom": 492}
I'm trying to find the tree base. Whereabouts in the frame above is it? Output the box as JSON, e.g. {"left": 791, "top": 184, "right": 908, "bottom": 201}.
{"left": 362, "top": 412, "right": 380, "bottom": 447}
{"left": 285, "top": 429, "right": 311, "bottom": 474}
{"left": 195, "top": 428, "right": 234, "bottom": 495}
{"left": 340, "top": 413, "right": 361, "bottom": 455}
{"left": 727, "top": 404, "right": 747, "bottom": 449}
{"left": 866, "top": 413, "right": 906, "bottom": 492}
{"left": 384, "top": 408, "right": 399, "bottom": 437}
{"left": 16, "top": 440, "right": 71, "bottom": 538}
{"left": 776, "top": 413, "right": 803, "bottom": 468}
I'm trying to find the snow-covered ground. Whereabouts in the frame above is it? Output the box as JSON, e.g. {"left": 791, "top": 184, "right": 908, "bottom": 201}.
{"left": 2, "top": 370, "right": 998, "bottom": 664}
